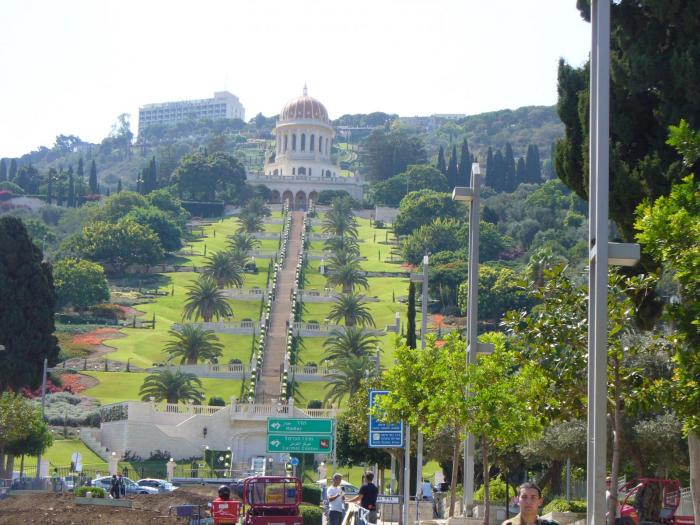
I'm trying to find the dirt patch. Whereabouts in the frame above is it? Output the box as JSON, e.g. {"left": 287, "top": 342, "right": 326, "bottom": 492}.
{"left": 0, "top": 486, "right": 224, "bottom": 524}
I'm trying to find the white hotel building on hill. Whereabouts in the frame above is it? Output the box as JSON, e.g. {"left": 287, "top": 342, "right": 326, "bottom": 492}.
{"left": 137, "top": 91, "right": 245, "bottom": 135}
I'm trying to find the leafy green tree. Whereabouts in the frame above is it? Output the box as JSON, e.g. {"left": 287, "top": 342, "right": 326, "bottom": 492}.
{"left": 183, "top": 276, "right": 233, "bottom": 322}
{"left": 202, "top": 250, "right": 244, "bottom": 289}
{"left": 327, "top": 293, "right": 375, "bottom": 327}
{"left": 393, "top": 190, "right": 464, "bottom": 237}
{"left": 173, "top": 151, "right": 246, "bottom": 201}
{"left": 88, "top": 160, "right": 98, "bottom": 194}
{"left": 94, "top": 191, "right": 148, "bottom": 223}
{"left": 14, "top": 164, "right": 41, "bottom": 194}
{"left": 635, "top": 121, "right": 700, "bottom": 512}
{"left": 139, "top": 369, "right": 205, "bottom": 404}
{"left": 5, "top": 408, "right": 52, "bottom": 476}
{"left": 362, "top": 126, "right": 427, "bottom": 181}
{"left": 164, "top": 324, "right": 224, "bottom": 365}
{"left": 401, "top": 218, "right": 463, "bottom": 266}
{"left": 125, "top": 206, "right": 182, "bottom": 252}
{"left": 516, "top": 157, "right": 526, "bottom": 182}
{"left": 0, "top": 217, "right": 60, "bottom": 391}
{"left": 53, "top": 258, "right": 110, "bottom": 311}
{"left": 372, "top": 165, "right": 449, "bottom": 207}
{"left": 0, "top": 393, "right": 37, "bottom": 478}
{"left": 322, "top": 326, "right": 379, "bottom": 363}
{"left": 63, "top": 218, "right": 164, "bottom": 273}
{"left": 457, "top": 265, "right": 533, "bottom": 326}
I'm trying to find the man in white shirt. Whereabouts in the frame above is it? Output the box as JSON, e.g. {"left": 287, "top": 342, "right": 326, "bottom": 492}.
{"left": 327, "top": 474, "right": 345, "bottom": 525}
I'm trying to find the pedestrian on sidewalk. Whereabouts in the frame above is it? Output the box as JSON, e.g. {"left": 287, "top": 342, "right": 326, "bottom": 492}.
{"left": 501, "top": 483, "right": 558, "bottom": 525}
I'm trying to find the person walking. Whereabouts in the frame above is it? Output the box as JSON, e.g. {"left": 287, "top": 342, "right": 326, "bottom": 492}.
{"left": 501, "top": 483, "right": 558, "bottom": 525}
{"left": 327, "top": 474, "right": 345, "bottom": 525}
{"left": 117, "top": 474, "right": 126, "bottom": 497}
{"left": 109, "top": 474, "right": 120, "bottom": 499}
{"left": 348, "top": 471, "right": 378, "bottom": 525}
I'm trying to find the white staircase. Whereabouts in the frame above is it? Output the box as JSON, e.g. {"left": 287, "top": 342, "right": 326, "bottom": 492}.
{"left": 79, "top": 427, "right": 111, "bottom": 462}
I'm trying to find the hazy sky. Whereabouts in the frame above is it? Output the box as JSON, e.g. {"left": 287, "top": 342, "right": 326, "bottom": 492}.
{"left": 0, "top": 0, "right": 591, "bottom": 159}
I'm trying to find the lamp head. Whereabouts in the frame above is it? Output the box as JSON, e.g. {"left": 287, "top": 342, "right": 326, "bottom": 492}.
{"left": 452, "top": 187, "right": 473, "bottom": 202}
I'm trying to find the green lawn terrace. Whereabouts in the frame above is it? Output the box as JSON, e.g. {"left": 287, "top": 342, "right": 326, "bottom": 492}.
{"left": 80, "top": 372, "right": 243, "bottom": 404}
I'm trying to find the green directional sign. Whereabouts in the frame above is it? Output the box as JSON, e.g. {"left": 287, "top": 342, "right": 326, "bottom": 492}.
{"left": 267, "top": 418, "right": 333, "bottom": 434}
{"left": 266, "top": 434, "right": 334, "bottom": 453}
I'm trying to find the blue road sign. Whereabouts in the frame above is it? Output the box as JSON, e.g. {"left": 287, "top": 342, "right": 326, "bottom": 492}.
{"left": 368, "top": 390, "right": 404, "bottom": 448}
{"left": 289, "top": 457, "right": 300, "bottom": 466}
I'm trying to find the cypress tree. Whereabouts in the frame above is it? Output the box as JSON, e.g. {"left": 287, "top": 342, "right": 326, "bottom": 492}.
{"left": 516, "top": 157, "right": 526, "bottom": 182}
{"left": 67, "top": 171, "right": 75, "bottom": 207}
{"left": 117, "top": 178, "right": 122, "bottom": 193}
{"left": 436, "top": 145, "right": 447, "bottom": 175}
{"left": 406, "top": 281, "right": 417, "bottom": 349}
{"left": 458, "top": 138, "right": 471, "bottom": 185}
{"left": 46, "top": 168, "right": 56, "bottom": 204}
{"left": 492, "top": 149, "right": 505, "bottom": 192}
{"left": 446, "top": 145, "right": 458, "bottom": 189}
{"left": 89, "top": 160, "right": 98, "bottom": 194}
{"left": 524, "top": 144, "right": 541, "bottom": 183}
{"left": 485, "top": 147, "right": 495, "bottom": 188}
{"left": 503, "top": 143, "right": 516, "bottom": 192}
{"left": 77, "top": 157, "right": 84, "bottom": 183}
{"left": 9, "top": 159, "right": 17, "bottom": 181}
{"left": 0, "top": 217, "right": 60, "bottom": 390}
{"left": 0, "top": 159, "right": 7, "bottom": 181}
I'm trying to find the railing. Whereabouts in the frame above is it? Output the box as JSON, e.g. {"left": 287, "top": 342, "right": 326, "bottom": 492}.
{"left": 300, "top": 408, "right": 337, "bottom": 418}
{"left": 233, "top": 403, "right": 290, "bottom": 416}
{"left": 289, "top": 365, "right": 336, "bottom": 376}
{"left": 155, "top": 402, "right": 223, "bottom": 415}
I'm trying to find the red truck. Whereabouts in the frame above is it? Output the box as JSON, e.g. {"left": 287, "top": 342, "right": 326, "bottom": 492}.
{"left": 617, "top": 478, "right": 694, "bottom": 525}
{"left": 242, "top": 476, "right": 304, "bottom": 525}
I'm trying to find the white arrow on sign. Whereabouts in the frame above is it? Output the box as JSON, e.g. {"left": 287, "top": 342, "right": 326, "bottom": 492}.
{"left": 271, "top": 422, "right": 281, "bottom": 430}
{"left": 271, "top": 440, "right": 280, "bottom": 447}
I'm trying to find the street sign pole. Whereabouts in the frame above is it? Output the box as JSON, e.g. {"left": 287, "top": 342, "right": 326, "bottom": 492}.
{"left": 403, "top": 424, "right": 411, "bottom": 525}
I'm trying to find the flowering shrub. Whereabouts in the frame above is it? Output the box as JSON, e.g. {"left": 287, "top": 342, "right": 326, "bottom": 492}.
{"left": 71, "top": 327, "right": 121, "bottom": 346}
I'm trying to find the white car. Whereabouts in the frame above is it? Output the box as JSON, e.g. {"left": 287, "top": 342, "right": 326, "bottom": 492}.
{"left": 316, "top": 479, "right": 361, "bottom": 497}
{"left": 91, "top": 476, "right": 160, "bottom": 495}
{"left": 137, "top": 478, "right": 178, "bottom": 493}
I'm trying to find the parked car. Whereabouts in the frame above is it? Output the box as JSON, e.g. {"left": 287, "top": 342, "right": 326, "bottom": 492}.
{"left": 316, "top": 479, "right": 360, "bottom": 497}
{"left": 91, "top": 476, "right": 160, "bottom": 495}
{"left": 136, "top": 478, "right": 178, "bottom": 493}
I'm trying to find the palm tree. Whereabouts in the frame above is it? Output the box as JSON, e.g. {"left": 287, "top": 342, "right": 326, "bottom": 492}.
{"left": 242, "top": 198, "right": 271, "bottom": 218}
{"left": 238, "top": 212, "right": 264, "bottom": 233}
{"left": 164, "top": 324, "right": 224, "bottom": 365}
{"left": 202, "top": 250, "right": 244, "bottom": 288}
{"left": 325, "top": 259, "right": 369, "bottom": 294}
{"left": 322, "top": 211, "right": 358, "bottom": 238}
{"left": 183, "top": 275, "right": 233, "bottom": 322}
{"left": 323, "top": 354, "right": 375, "bottom": 405}
{"left": 322, "top": 326, "right": 379, "bottom": 363}
{"left": 324, "top": 235, "right": 359, "bottom": 256}
{"left": 228, "top": 232, "right": 260, "bottom": 255}
{"left": 139, "top": 369, "right": 205, "bottom": 404}
{"left": 327, "top": 293, "right": 375, "bottom": 327}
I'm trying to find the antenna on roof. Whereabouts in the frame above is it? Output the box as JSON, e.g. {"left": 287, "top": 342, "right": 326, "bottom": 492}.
{"left": 303, "top": 83, "right": 308, "bottom": 96}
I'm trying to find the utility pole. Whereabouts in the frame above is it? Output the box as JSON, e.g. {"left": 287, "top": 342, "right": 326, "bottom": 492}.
{"left": 35, "top": 358, "right": 48, "bottom": 479}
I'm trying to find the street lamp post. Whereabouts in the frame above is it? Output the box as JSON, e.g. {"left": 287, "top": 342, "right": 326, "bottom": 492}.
{"left": 409, "top": 255, "right": 429, "bottom": 522}
{"left": 35, "top": 357, "right": 48, "bottom": 479}
{"left": 586, "top": 4, "right": 640, "bottom": 525}
{"left": 452, "top": 163, "right": 494, "bottom": 515}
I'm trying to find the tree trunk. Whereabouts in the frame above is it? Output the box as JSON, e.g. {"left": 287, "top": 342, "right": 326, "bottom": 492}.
{"left": 550, "top": 460, "right": 563, "bottom": 496}
{"left": 450, "top": 429, "right": 461, "bottom": 518}
{"left": 0, "top": 444, "right": 5, "bottom": 479}
{"left": 608, "top": 364, "right": 623, "bottom": 525}
{"left": 688, "top": 431, "right": 700, "bottom": 525}
{"left": 5, "top": 454, "right": 14, "bottom": 479}
{"left": 482, "top": 435, "right": 490, "bottom": 525}
{"left": 20, "top": 454, "right": 25, "bottom": 478}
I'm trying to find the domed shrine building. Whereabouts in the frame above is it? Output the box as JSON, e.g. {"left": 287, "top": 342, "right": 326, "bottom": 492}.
{"left": 248, "top": 87, "right": 363, "bottom": 209}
